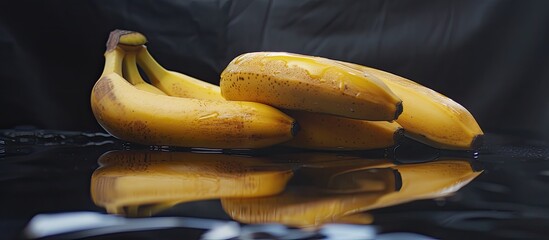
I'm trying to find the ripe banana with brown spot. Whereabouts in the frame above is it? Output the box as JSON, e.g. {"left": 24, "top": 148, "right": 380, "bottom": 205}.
{"left": 337, "top": 61, "right": 483, "bottom": 150}
{"left": 220, "top": 52, "right": 403, "bottom": 121}
{"left": 90, "top": 30, "right": 297, "bottom": 149}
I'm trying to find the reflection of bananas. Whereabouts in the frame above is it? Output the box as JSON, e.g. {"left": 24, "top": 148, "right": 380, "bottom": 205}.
{"left": 273, "top": 152, "right": 393, "bottom": 170}
{"left": 221, "top": 159, "right": 481, "bottom": 227}
{"left": 220, "top": 52, "right": 403, "bottom": 121}
{"left": 337, "top": 61, "right": 483, "bottom": 150}
{"left": 90, "top": 150, "right": 294, "bottom": 216}
{"left": 90, "top": 30, "right": 297, "bottom": 149}
{"left": 223, "top": 186, "right": 383, "bottom": 227}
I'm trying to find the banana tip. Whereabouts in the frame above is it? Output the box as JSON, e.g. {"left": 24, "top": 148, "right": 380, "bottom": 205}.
{"left": 394, "top": 101, "right": 403, "bottom": 120}
{"left": 393, "top": 127, "right": 405, "bottom": 143}
{"left": 393, "top": 169, "right": 403, "bottom": 191}
{"left": 291, "top": 121, "right": 300, "bottom": 137}
{"left": 471, "top": 134, "right": 484, "bottom": 149}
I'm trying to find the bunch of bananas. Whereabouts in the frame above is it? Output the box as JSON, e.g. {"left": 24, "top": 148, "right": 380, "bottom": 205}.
{"left": 91, "top": 30, "right": 483, "bottom": 150}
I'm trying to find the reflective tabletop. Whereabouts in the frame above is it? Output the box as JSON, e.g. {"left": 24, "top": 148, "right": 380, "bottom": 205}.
{"left": 1, "top": 129, "right": 548, "bottom": 239}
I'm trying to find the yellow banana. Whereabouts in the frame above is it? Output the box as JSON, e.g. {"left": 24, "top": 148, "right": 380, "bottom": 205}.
{"left": 283, "top": 110, "right": 403, "bottom": 150}
{"left": 220, "top": 52, "right": 403, "bottom": 121}
{"left": 135, "top": 46, "right": 224, "bottom": 100}
{"left": 90, "top": 30, "right": 298, "bottom": 149}
{"left": 135, "top": 45, "right": 225, "bottom": 100}
{"left": 337, "top": 61, "right": 483, "bottom": 150}
{"left": 122, "top": 50, "right": 167, "bottom": 95}
{"left": 90, "top": 150, "right": 294, "bottom": 216}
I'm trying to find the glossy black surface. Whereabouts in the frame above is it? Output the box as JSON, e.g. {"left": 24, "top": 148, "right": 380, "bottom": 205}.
{"left": 1, "top": 129, "right": 548, "bottom": 239}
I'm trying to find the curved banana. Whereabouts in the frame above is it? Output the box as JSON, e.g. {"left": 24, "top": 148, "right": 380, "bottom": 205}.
{"left": 134, "top": 46, "right": 224, "bottom": 100}
{"left": 122, "top": 50, "right": 167, "bottom": 95}
{"left": 337, "top": 61, "right": 483, "bottom": 150}
{"left": 90, "top": 30, "right": 298, "bottom": 149}
{"left": 91, "top": 150, "right": 294, "bottom": 215}
{"left": 283, "top": 110, "right": 403, "bottom": 150}
{"left": 220, "top": 52, "right": 403, "bottom": 121}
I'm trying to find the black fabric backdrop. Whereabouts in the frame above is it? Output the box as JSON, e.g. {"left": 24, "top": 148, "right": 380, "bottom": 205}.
{"left": 0, "top": 0, "right": 548, "bottom": 140}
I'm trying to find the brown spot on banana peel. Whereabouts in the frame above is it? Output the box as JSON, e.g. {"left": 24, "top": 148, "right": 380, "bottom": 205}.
{"left": 124, "top": 120, "right": 152, "bottom": 141}
{"left": 92, "top": 76, "right": 116, "bottom": 103}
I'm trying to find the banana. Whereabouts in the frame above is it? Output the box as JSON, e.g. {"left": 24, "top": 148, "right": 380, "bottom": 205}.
{"left": 122, "top": 50, "right": 167, "bottom": 95}
{"left": 283, "top": 110, "right": 403, "bottom": 150}
{"left": 136, "top": 45, "right": 225, "bottom": 100}
{"left": 337, "top": 61, "right": 483, "bottom": 150}
{"left": 90, "top": 150, "right": 294, "bottom": 215}
{"left": 114, "top": 30, "right": 224, "bottom": 100}
{"left": 90, "top": 30, "right": 298, "bottom": 149}
{"left": 220, "top": 52, "right": 403, "bottom": 121}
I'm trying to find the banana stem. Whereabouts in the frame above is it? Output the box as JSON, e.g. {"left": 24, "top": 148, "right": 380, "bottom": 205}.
{"left": 123, "top": 51, "right": 147, "bottom": 85}
{"left": 101, "top": 29, "right": 144, "bottom": 78}
{"left": 136, "top": 47, "right": 169, "bottom": 83}
{"left": 101, "top": 48, "right": 124, "bottom": 77}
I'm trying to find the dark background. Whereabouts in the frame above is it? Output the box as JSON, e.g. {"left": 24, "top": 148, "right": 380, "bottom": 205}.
{"left": 0, "top": 0, "right": 548, "bottom": 141}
